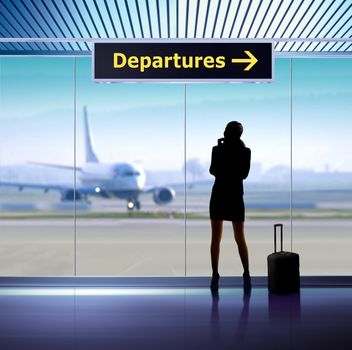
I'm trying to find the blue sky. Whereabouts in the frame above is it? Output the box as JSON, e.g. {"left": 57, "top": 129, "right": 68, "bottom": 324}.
{"left": 0, "top": 57, "right": 351, "bottom": 172}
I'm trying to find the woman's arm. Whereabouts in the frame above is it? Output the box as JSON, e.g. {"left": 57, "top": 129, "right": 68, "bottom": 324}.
{"left": 242, "top": 148, "right": 251, "bottom": 179}
{"left": 209, "top": 146, "right": 219, "bottom": 176}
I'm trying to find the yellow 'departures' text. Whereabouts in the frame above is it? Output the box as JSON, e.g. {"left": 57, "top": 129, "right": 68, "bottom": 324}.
{"left": 113, "top": 52, "right": 226, "bottom": 72}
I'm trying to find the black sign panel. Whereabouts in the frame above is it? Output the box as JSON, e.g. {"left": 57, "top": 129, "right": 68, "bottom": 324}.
{"left": 93, "top": 41, "right": 273, "bottom": 82}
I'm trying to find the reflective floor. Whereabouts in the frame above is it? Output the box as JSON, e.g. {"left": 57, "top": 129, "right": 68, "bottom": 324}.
{"left": 0, "top": 287, "right": 351, "bottom": 350}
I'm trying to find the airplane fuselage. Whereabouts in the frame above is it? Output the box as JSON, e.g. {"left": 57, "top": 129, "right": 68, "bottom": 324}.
{"left": 0, "top": 107, "right": 175, "bottom": 211}
{"left": 79, "top": 162, "right": 146, "bottom": 200}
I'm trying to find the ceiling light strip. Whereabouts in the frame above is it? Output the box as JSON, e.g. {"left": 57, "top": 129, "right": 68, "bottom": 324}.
{"left": 0, "top": 1, "right": 40, "bottom": 50}
{"left": 123, "top": 0, "right": 135, "bottom": 38}
{"left": 194, "top": 0, "right": 201, "bottom": 38}
{"left": 271, "top": 0, "right": 294, "bottom": 38}
{"left": 93, "top": 0, "right": 110, "bottom": 38}
{"left": 82, "top": 0, "right": 101, "bottom": 39}
{"left": 296, "top": 1, "right": 332, "bottom": 51}
{"left": 312, "top": 1, "right": 345, "bottom": 38}
{"left": 176, "top": 0, "right": 179, "bottom": 37}
{"left": 114, "top": 1, "right": 127, "bottom": 38}
{"left": 228, "top": 0, "right": 242, "bottom": 38}
{"left": 254, "top": 0, "right": 273, "bottom": 38}
{"left": 185, "top": 0, "right": 190, "bottom": 38}
{"left": 332, "top": 39, "right": 350, "bottom": 52}
{"left": 211, "top": 0, "right": 222, "bottom": 38}
{"left": 103, "top": 0, "right": 118, "bottom": 38}
{"left": 166, "top": 0, "right": 170, "bottom": 38}
{"left": 72, "top": 0, "right": 93, "bottom": 40}
{"left": 202, "top": 0, "right": 211, "bottom": 38}
{"left": 304, "top": 1, "right": 344, "bottom": 52}
{"left": 134, "top": 0, "right": 144, "bottom": 38}
{"left": 298, "top": 0, "right": 327, "bottom": 37}
{"left": 283, "top": 0, "right": 315, "bottom": 51}
{"left": 156, "top": 0, "right": 162, "bottom": 38}
{"left": 238, "top": 0, "right": 252, "bottom": 38}
{"left": 304, "top": 1, "right": 335, "bottom": 51}
{"left": 0, "top": 40, "right": 18, "bottom": 51}
{"left": 52, "top": 0, "right": 82, "bottom": 51}
{"left": 344, "top": 42, "right": 351, "bottom": 51}
{"left": 332, "top": 19, "right": 352, "bottom": 39}
{"left": 279, "top": 0, "right": 304, "bottom": 38}
{"left": 245, "top": 0, "right": 262, "bottom": 38}
{"left": 328, "top": 32, "right": 351, "bottom": 52}
{"left": 323, "top": 3, "right": 352, "bottom": 38}
{"left": 0, "top": 42, "right": 12, "bottom": 50}
{"left": 29, "top": 0, "right": 64, "bottom": 51}
{"left": 321, "top": 18, "right": 351, "bottom": 51}
{"left": 63, "top": 0, "right": 90, "bottom": 50}
{"left": 19, "top": 0, "right": 54, "bottom": 51}
{"left": 263, "top": 0, "right": 284, "bottom": 38}
{"left": 0, "top": 22, "right": 24, "bottom": 50}
{"left": 219, "top": 0, "right": 232, "bottom": 38}
{"left": 145, "top": 0, "right": 153, "bottom": 37}
{"left": 39, "top": 1, "right": 74, "bottom": 51}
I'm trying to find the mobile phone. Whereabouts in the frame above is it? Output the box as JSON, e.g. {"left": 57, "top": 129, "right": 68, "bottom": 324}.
{"left": 218, "top": 138, "right": 225, "bottom": 145}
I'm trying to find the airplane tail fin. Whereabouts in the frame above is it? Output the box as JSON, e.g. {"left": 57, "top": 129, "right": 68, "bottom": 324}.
{"left": 83, "top": 106, "right": 99, "bottom": 163}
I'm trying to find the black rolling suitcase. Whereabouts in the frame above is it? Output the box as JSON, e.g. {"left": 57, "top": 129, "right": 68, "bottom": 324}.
{"left": 267, "top": 224, "right": 300, "bottom": 294}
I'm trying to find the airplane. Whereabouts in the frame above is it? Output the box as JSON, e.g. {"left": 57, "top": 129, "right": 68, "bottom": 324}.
{"left": 0, "top": 107, "right": 176, "bottom": 211}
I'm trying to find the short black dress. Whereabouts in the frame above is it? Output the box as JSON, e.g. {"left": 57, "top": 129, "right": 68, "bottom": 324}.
{"left": 209, "top": 138, "right": 251, "bottom": 222}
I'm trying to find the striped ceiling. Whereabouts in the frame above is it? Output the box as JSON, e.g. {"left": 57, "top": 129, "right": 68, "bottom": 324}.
{"left": 0, "top": 0, "right": 351, "bottom": 55}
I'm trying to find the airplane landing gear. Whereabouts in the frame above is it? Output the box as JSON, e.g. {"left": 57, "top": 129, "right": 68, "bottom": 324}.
{"left": 127, "top": 200, "right": 141, "bottom": 211}
{"left": 127, "top": 201, "right": 134, "bottom": 211}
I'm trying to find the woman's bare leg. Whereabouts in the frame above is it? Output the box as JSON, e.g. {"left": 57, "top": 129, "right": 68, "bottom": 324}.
{"left": 232, "top": 221, "right": 249, "bottom": 275}
{"left": 211, "top": 219, "right": 223, "bottom": 276}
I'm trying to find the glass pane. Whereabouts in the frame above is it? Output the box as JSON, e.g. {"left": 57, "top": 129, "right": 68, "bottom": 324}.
{"left": 75, "top": 58, "right": 185, "bottom": 276}
{"left": 292, "top": 58, "right": 352, "bottom": 275}
{"left": 186, "top": 59, "right": 291, "bottom": 276}
{"left": 0, "top": 57, "right": 75, "bottom": 276}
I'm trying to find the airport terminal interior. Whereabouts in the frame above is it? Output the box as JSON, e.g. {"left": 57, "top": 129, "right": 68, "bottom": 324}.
{"left": 0, "top": 0, "right": 352, "bottom": 349}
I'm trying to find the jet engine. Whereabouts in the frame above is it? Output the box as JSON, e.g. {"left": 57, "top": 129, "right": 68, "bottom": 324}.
{"left": 153, "top": 187, "right": 175, "bottom": 205}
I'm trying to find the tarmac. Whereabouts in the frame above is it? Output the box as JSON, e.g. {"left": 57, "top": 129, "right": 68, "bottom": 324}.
{"left": 0, "top": 215, "right": 351, "bottom": 276}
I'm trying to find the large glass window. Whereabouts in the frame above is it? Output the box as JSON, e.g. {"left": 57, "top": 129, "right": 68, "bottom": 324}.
{"left": 292, "top": 58, "right": 352, "bottom": 275}
{"left": 1, "top": 52, "right": 351, "bottom": 277}
{"left": 0, "top": 57, "right": 75, "bottom": 275}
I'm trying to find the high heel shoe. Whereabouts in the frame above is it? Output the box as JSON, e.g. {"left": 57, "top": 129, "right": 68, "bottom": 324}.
{"left": 210, "top": 273, "right": 220, "bottom": 291}
{"left": 243, "top": 272, "right": 252, "bottom": 293}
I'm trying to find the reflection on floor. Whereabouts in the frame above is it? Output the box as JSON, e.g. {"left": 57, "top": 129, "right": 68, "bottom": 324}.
{"left": 0, "top": 287, "right": 351, "bottom": 350}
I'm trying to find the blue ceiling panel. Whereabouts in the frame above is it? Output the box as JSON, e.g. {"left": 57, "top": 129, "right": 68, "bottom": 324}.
{"left": 0, "top": 0, "right": 350, "bottom": 55}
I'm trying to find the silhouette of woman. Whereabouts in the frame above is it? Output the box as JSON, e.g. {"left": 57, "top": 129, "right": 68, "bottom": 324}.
{"left": 209, "top": 121, "right": 251, "bottom": 291}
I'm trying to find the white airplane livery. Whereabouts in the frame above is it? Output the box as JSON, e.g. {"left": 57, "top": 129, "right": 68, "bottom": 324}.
{"left": 0, "top": 107, "right": 176, "bottom": 211}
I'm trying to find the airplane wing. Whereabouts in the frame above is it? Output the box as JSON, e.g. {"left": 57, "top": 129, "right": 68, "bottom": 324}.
{"left": 0, "top": 181, "right": 66, "bottom": 192}
{"left": 0, "top": 181, "right": 113, "bottom": 200}
{"left": 27, "top": 161, "right": 82, "bottom": 171}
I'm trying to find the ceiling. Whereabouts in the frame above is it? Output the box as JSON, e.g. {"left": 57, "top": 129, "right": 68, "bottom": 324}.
{"left": 0, "top": 0, "right": 351, "bottom": 55}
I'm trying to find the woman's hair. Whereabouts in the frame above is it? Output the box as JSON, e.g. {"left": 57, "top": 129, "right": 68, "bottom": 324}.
{"left": 224, "top": 121, "right": 243, "bottom": 140}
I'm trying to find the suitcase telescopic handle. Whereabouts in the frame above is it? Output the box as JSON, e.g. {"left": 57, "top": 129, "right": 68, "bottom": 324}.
{"left": 274, "top": 223, "right": 283, "bottom": 253}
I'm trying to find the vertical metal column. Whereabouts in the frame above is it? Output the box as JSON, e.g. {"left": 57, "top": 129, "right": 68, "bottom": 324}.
{"left": 290, "top": 58, "right": 293, "bottom": 252}
{"left": 184, "top": 83, "right": 187, "bottom": 277}
{"left": 73, "top": 57, "right": 77, "bottom": 276}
